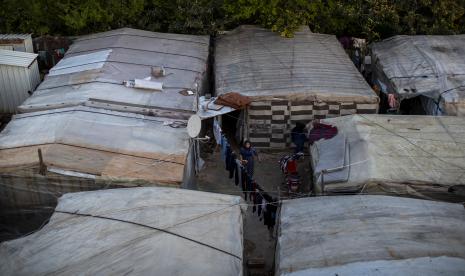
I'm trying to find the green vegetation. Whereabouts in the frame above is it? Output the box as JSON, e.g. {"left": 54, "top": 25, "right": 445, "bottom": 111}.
{"left": 1, "top": 0, "right": 464, "bottom": 40}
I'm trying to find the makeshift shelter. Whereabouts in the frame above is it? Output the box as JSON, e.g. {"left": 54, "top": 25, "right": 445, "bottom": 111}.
{"left": 310, "top": 114, "right": 465, "bottom": 202}
{"left": 215, "top": 26, "right": 378, "bottom": 148}
{"left": 0, "top": 34, "right": 33, "bottom": 52}
{"left": 276, "top": 195, "right": 465, "bottom": 276}
{"left": 19, "top": 28, "right": 210, "bottom": 119}
{"left": 0, "top": 107, "right": 197, "bottom": 215}
{"left": 0, "top": 49, "right": 40, "bottom": 113}
{"left": 0, "top": 187, "right": 245, "bottom": 276}
{"left": 371, "top": 35, "right": 465, "bottom": 116}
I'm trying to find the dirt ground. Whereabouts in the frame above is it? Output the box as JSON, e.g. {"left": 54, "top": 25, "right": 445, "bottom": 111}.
{"left": 197, "top": 148, "right": 312, "bottom": 276}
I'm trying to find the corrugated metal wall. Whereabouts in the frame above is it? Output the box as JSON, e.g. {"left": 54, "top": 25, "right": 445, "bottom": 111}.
{"left": 0, "top": 35, "right": 34, "bottom": 53}
{"left": 0, "top": 60, "right": 40, "bottom": 113}
{"left": 0, "top": 45, "right": 14, "bottom": 51}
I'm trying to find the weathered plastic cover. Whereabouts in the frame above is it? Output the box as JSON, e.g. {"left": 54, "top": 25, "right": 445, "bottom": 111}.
{"left": 19, "top": 28, "right": 210, "bottom": 116}
{"left": 215, "top": 26, "right": 377, "bottom": 103}
{"left": 0, "top": 106, "right": 190, "bottom": 184}
{"left": 371, "top": 35, "right": 465, "bottom": 115}
{"left": 0, "top": 187, "right": 246, "bottom": 276}
{"left": 310, "top": 114, "right": 465, "bottom": 201}
{"left": 276, "top": 195, "right": 465, "bottom": 275}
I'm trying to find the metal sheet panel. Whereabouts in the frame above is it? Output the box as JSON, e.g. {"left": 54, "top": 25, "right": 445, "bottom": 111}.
{"left": 48, "top": 49, "right": 111, "bottom": 76}
{"left": 0, "top": 59, "right": 40, "bottom": 113}
{"left": 0, "top": 49, "right": 37, "bottom": 67}
{"left": 0, "top": 34, "right": 33, "bottom": 53}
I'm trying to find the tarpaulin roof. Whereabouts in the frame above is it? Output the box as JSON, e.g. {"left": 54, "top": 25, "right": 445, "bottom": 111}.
{"left": 276, "top": 195, "right": 465, "bottom": 276}
{"left": 310, "top": 114, "right": 465, "bottom": 201}
{"left": 0, "top": 106, "right": 190, "bottom": 184}
{"left": 215, "top": 26, "right": 377, "bottom": 103}
{"left": 0, "top": 187, "right": 245, "bottom": 276}
{"left": 371, "top": 35, "right": 465, "bottom": 115}
{"left": 19, "top": 28, "right": 210, "bottom": 116}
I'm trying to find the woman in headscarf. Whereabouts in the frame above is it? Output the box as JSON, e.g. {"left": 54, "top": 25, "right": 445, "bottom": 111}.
{"left": 240, "top": 140, "right": 260, "bottom": 177}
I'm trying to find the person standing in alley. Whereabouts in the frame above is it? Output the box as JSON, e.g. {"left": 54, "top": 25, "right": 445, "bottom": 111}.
{"left": 240, "top": 140, "right": 260, "bottom": 177}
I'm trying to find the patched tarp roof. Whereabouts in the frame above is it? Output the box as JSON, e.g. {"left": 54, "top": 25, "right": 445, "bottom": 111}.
{"left": 19, "top": 28, "right": 210, "bottom": 115}
{"left": 310, "top": 114, "right": 465, "bottom": 201}
{"left": 0, "top": 106, "right": 190, "bottom": 184}
{"left": 276, "top": 195, "right": 465, "bottom": 276}
{"left": 0, "top": 187, "right": 245, "bottom": 276}
{"left": 215, "top": 25, "right": 377, "bottom": 103}
{"left": 371, "top": 35, "right": 465, "bottom": 115}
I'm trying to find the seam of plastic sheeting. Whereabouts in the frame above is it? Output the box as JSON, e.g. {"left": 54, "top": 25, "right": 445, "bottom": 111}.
{"left": 48, "top": 49, "right": 111, "bottom": 76}
{"left": 48, "top": 166, "right": 97, "bottom": 179}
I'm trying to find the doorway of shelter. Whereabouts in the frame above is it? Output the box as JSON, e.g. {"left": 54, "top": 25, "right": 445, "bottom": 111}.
{"left": 221, "top": 110, "right": 242, "bottom": 149}
{"left": 399, "top": 96, "right": 427, "bottom": 115}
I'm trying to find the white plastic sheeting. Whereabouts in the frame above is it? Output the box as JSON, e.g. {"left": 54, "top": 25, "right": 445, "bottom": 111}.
{"left": 310, "top": 114, "right": 465, "bottom": 201}
{"left": 0, "top": 187, "right": 246, "bottom": 276}
{"left": 276, "top": 195, "right": 465, "bottom": 276}
{"left": 371, "top": 35, "right": 465, "bottom": 116}
{"left": 215, "top": 25, "right": 377, "bottom": 103}
{"left": 0, "top": 106, "right": 190, "bottom": 182}
{"left": 20, "top": 28, "right": 210, "bottom": 117}
{"left": 0, "top": 106, "right": 189, "bottom": 159}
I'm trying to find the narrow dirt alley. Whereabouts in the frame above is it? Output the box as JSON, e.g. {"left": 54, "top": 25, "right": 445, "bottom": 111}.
{"left": 197, "top": 149, "right": 311, "bottom": 275}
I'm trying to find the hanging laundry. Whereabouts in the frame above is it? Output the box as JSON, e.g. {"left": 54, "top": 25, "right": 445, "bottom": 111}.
{"left": 234, "top": 159, "right": 242, "bottom": 186}
{"left": 225, "top": 144, "right": 232, "bottom": 171}
{"left": 308, "top": 122, "right": 338, "bottom": 145}
{"left": 221, "top": 136, "right": 228, "bottom": 161}
{"left": 227, "top": 152, "right": 237, "bottom": 179}
{"left": 213, "top": 118, "right": 222, "bottom": 145}
{"left": 264, "top": 203, "right": 277, "bottom": 230}
{"left": 253, "top": 189, "right": 264, "bottom": 214}
{"left": 388, "top": 93, "right": 399, "bottom": 109}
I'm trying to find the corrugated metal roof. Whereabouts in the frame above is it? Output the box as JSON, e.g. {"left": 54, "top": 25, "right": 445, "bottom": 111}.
{"left": 0, "top": 34, "right": 31, "bottom": 40}
{"left": 0, "top": 49, "right": 37, "bottom": 67}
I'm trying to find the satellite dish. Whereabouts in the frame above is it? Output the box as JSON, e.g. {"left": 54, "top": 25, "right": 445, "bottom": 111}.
{"left": 187, "top": 115, "right": 202, "bottom": 138}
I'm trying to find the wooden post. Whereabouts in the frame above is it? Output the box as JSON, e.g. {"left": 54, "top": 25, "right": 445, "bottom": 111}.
{"left": 38, "top": 148, "right": 46, "bottom": 175}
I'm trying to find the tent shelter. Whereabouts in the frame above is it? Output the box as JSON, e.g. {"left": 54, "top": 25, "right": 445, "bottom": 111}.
{"left": 19, "top": 28, "right": 210, "bottom": 119}
{"left": 0, "top": 107, "right": 196, "bottom": 217}
{"left": 215, "top": 26, "right": 378, "bottom": 148}
{"left": 310, "top": 114, "right": 465, "bottom": 202}
{"left": 0, "top": 187, "right": 245, "bottom": 276}
{"left": 371, "top": 35, "right": 465, "bottom": 116}
{"left": 276, "top": 195, "right": 465, "bottom": 276}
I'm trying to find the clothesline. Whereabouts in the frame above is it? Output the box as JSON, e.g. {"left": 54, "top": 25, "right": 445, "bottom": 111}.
{"left": 217, "top": 121, "right": 278, "bottom": 230}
